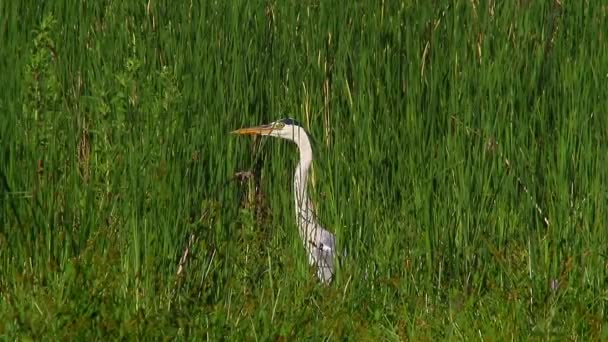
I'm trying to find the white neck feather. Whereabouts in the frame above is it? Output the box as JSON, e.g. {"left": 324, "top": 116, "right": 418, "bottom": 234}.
{"left": 293, "top": 131, "right": 316, "bottom": 240}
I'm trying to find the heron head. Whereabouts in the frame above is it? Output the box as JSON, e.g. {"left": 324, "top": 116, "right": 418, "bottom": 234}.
{"left": 231, "top": 118, "right": 306, "bottom": 143}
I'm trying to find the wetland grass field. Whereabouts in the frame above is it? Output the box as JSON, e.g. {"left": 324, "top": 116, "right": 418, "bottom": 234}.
{"left": 1, "top": 1, "right": 608, "bottom": 339}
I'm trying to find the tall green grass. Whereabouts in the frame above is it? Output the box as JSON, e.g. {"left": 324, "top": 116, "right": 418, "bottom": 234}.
{"left": 1, "top": 0, "right": 607, "bottom": 339}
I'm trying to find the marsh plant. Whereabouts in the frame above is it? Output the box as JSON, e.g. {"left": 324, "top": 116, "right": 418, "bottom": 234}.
{"left": 1, "top": 1, "right": 607, "bottom": 339}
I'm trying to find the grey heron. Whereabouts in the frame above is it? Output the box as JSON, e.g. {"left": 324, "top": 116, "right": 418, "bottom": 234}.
{"left": 232, "top": 118, "right": 336, "bottom": 283}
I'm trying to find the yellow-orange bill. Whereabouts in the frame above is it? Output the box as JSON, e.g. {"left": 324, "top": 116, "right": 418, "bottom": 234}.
{"left": 231, "top": 125, "right": 273, "bottom": 135}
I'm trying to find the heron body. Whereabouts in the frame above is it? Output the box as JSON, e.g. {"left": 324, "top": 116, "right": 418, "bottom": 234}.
{"left": 232, "top": 118, "right": 336, "bottom": 283}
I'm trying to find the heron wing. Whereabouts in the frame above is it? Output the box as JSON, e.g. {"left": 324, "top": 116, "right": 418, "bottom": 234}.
{"left": 309, "top": 229, "right": 336, "bottom": 283}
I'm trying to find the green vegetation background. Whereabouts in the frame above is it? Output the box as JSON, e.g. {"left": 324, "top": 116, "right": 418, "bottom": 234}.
{"left": 1, "top": 0, "right": 607, "bottom": 339}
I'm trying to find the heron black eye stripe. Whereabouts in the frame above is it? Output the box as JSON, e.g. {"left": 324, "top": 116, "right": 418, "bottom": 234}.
{"left": 278, "top": 118, "right": 302, "bottom": 127}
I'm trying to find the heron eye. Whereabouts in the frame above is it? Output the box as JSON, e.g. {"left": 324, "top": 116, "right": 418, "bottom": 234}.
{"left": 274, "top": 122, "right": 285, "bottom": 129}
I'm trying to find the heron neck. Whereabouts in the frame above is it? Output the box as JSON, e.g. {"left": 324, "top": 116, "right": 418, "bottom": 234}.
{"left": 294, "top": 133, "right": 314, "bottom": 236}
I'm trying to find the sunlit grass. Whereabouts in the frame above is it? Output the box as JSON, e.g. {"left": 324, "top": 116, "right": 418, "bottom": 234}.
{"left": 1, "top": 0, "right": 607, "bottom": 339}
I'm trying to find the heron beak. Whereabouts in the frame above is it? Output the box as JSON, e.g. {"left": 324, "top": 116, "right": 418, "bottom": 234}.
{"left": 231, "top": 124, "right": 274, "bottom": 135}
